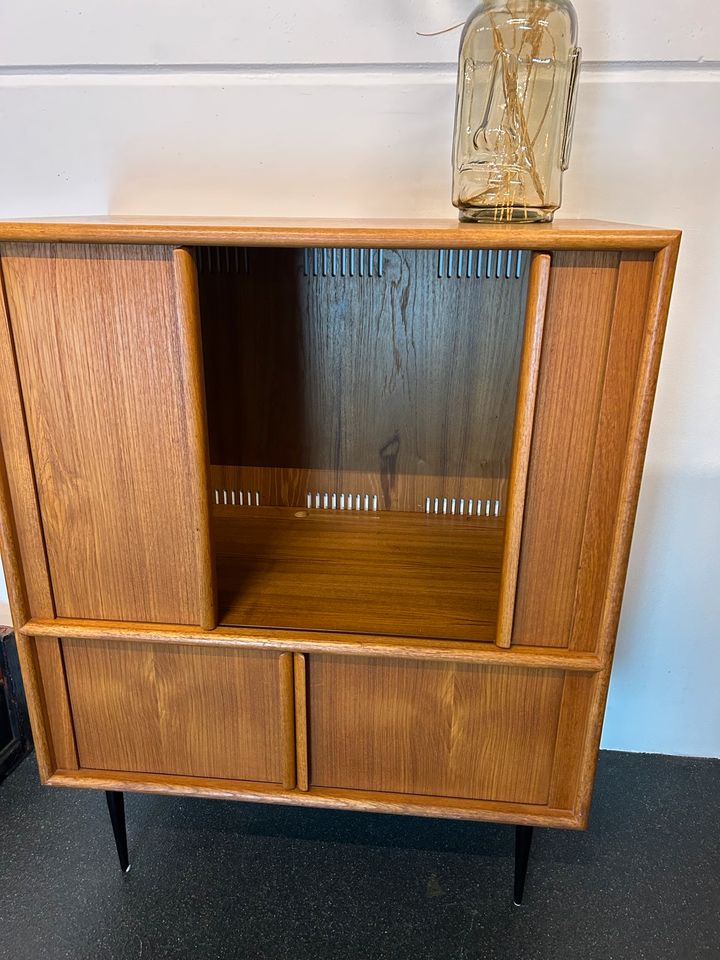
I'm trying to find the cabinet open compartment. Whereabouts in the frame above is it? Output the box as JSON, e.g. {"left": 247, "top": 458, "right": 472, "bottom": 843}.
{"left": 196, "top": 245, "right": 547, "bottom": 643}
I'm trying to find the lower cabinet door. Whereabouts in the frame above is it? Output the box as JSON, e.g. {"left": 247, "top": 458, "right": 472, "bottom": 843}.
{"left": 63, "top": 639, "right": 285, "bottom": 783}
{"left": 307, "top": 656, "right": 565, "bottom": 805}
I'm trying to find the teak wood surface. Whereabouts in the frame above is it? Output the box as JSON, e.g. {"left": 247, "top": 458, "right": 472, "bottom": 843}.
{"left": 214, "top": 506, "right": 504, "bottom": 641}
{"left": 1, "top": 243, "right": 215, "bottom": 627}
{"left": 0, "top": 218, "right": 680, "bottom": 832}
{"left": 200, "top": 246, "right": 529, "bottom": 514}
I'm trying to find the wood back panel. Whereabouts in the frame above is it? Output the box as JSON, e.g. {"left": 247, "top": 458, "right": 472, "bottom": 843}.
{"left": 63, "top": 638, "right": 285, "bottom": 782}
{"left": 199, "top": 247, "right": 530, "bottom": 511}
{"left": 1, "top": 243, "right": 215, "bottom": 626}
{"left": 306, "top": 655, "right": 564, "bottom": 804}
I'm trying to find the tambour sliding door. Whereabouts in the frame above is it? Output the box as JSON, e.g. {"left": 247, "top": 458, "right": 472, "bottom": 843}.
{"left": 1, "top": 243, "right": 215, "bottom": 628}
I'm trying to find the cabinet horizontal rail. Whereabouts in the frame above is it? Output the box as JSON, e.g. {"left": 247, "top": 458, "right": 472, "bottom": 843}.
{"left": 47, "top": 769, "right": 585, "bottom": 829}
{"left": 21, "top": 618, "right": 602, "bottom": 671}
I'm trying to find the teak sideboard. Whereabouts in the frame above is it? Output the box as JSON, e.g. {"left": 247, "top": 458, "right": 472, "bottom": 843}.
{"left": 0, "top": 217, "right": 679, "bottom": 901}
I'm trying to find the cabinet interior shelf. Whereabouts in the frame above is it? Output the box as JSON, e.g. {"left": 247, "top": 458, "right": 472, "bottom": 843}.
{"left": 214, "top": 505, "right": 504, "bottom": 642}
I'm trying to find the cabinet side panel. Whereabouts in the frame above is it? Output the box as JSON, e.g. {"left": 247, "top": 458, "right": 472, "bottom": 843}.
{"left": 308, "top": 656, "right": 564, "bottom": 805}
{"left": 512, "top": 252, "right": 620, "bottom": 647}
{"left": 569, "top": 254, "right": 655, "bottom": 651}
{"left": 546, "top": 672, "right": 597, "bottom": 814}
{"left": 33, "top": 636, "right": 78, "bottom": 770}
{"left": 1, "top": 243, "right": 214, "bottom": 625}
{"left": 63, "top": 638, "right": 284, "bottom": 782}
{"left": 0, "top": 266, "right": 53, "bottom": 620}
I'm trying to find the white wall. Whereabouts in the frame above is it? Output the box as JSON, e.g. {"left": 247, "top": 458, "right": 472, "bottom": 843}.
{"left": 0, "top": 2, "right": 717, "bottom": 757}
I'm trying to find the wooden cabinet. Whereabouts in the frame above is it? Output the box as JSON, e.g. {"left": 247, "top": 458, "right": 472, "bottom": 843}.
{"left": 0, "top": 218, "right": 679, "bottom": 842}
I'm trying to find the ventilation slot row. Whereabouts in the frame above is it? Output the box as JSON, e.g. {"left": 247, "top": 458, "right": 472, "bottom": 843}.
{"left": 303, "top": 248, "right": 384, "bottom": 278}
{"left": 196, "top": 247, "right": 249, "bottom": 275}
{"left": 424, "top": 497, "right": 501, "bottom": 518}
{"left": 437, "top": 249, "right": 523, "bottom": 280}
{"left": 306, "top": 491, "right": 379, "bottom": 512}
{"left": 214, "top": 489, "right": 261, "bottom": 507}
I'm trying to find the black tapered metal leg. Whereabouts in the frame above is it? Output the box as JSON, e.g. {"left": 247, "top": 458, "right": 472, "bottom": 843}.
{"left": 105, "top": 790, "right": 130, "bottom": 873}
{"left": 513, "top": 825, "right": 533, "bottom": 905}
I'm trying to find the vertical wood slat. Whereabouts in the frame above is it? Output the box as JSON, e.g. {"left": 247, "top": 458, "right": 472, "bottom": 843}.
{"left": 1, "top": 243, "right": 215, "bottom": 627}
{"left": 294, "top": 653, "right": 309, "bottom": 791}
{"left": 279, "top": 652, "right": 297, "bottom": 789}
{"left": 0, "top": 264, "right": 78, "bottom": 773}
{"left": 569, "top": 254, "right": 655, "bottom": 651}
{"left": 33, "top": 637, "right": 78, "bottom": 770}
{"left": 573, "top": 242, "right": 680, "bottom": 821}
{"left": 511, "top": 252, "right": 621, "bottom": 647}
{"left": 172, "top": 247, "right": 217, "bottom": 630}
{"left": 0, "top": 266, "right": 54, "bottom": 620}
{"left": 496, "top": 253, "right": 551, "bottom": 648}
{"left": 546, "top": 672, "right": 596, "bottom": 811}
{"left": 593, "top": 242, "right": 680, "bottom": 663}
{"left": 0, "top": 446, "right": 51, "bottom": 779}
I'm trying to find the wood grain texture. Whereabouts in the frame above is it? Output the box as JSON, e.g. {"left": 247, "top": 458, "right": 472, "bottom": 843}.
{"left": 569, "top": 254, "right": 655, "bottom": 651}
{"left": 574, "top": 241, "right": 681, "bottom": 827}
{"left": 200, "top": 247, "right": 528, "bottom": 511}
{"left": 22, "top": 617, "right": 602, "bottom": 671}
{"left": 172, "top": 248, "right": 217, "bottom": 629}
{"left": 546, "top": 672, "right": 596, "bottom": 812}
{"left": 214, "top": 505, "right": 504, "bottom": 641}
{"left": 294, "top": 653, "right": 309, "bottom": 792}
{"left": 279, "top": 652, "right": 297, "bottom": 789}
{"left": 595, "top": 242, "right": 681, "bottom": 664}
{"left": 48, "top": 768, "right": 584, "bottom": 828}
{"left": 307, "top": 656, "right": 564, "bottom": 804}
{"left": 0, "top": 268, "right": 76, "bottom": 777}
{"left": 33, "top": 636, "right": 78, "bottom": 770}
{"left": 63, "top": 638, "right": 285, "bottom": 782}
{"left": 12, "top": 634, "right": 54, "bottom": 780}
{"left": 0, "top": 217, "right": 680, "bottom": 251}
{"left": 1, "top": 243, "right": 214, "bottom": 625}
{"left": 0, "top": 222, "right": 679, "bottom": 833}
{"left": 0, "top": 445, "right": 75, "bottom": 777}
{"left": 512, "top": 252, "right": 621, "bottom": 647}
{"left": 496, "top": 253, "right": 550, "bottom": 648}
{"left": 0, "top": 267, "right": 54, "bottom": 620}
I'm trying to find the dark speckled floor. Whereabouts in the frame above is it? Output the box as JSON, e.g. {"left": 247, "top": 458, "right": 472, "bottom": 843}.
{"left": 0, "top": 752, "right": 718, "bottom": 960}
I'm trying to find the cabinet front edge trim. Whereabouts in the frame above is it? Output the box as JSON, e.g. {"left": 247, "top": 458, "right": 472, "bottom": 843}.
{"left": 24, "top": 619, "right": 602, "bottom": 671}
{"left": 47, "top": 770, "right": 584, "bottom": 828}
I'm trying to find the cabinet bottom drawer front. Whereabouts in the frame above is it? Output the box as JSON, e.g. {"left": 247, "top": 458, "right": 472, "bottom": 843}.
{"left": 308, "top": 656, "right": 566, "bottom": 805}
{"left": 63, "top": 638, "right": 285, "bottom": 783}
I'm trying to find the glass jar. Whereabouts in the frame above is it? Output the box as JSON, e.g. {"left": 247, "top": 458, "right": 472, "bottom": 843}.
{"left": 452, "top": 0, "right": 581, "bottom": 223}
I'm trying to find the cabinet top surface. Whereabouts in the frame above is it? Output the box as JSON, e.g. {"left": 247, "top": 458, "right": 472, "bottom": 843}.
{"left": 0, "top": 217, "right": 680, "bottom": 250}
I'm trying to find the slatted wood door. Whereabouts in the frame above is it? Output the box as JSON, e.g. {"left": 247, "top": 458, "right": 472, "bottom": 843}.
{"left": 512, "top": 251, "right": 657, "bottom": 652}
{"left": 63, "top": 638, "right": 290, "bottom": 783}
{"left": 304, "top": 655, "right": 567, "bottom": 805}
{"left": 0, "top": 243, "right": 215, "bottom": 627}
